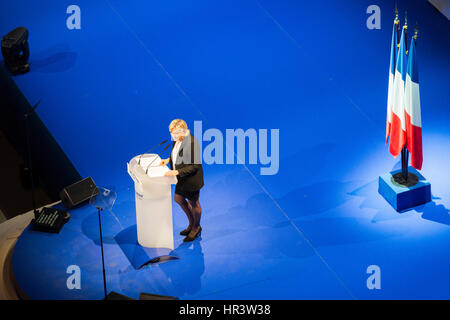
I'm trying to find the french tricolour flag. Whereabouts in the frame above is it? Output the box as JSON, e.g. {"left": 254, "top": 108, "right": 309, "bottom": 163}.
{"left": 405, "top": 37, "right": 423, "bottom": 170}
{"left": 389, "top": 26, "right": 407, "bottom": 157}
{"left": 386, "top": 20, "right": 398, "bottom": 142}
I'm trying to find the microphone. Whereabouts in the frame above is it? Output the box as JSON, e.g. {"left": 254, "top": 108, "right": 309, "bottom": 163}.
{"left": 145, "top": 143, "right": 171, "bottom": 174}
{"left": 138, "top": 139, "right": 169, "bottom": 165}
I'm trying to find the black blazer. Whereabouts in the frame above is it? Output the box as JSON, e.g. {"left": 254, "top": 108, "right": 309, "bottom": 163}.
{"left": 169, "top": 133, "right": 204, "bottom": 192}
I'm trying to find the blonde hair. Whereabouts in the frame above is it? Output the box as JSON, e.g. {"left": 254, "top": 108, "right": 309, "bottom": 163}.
{"left": 169, "top": 119, "right": 188, "bottom": 132}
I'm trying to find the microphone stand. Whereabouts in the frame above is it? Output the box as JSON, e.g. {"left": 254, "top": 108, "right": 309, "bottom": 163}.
{"left": 24, "top": 100, "right": 41, "bottom": 219}
{"left": 138, "top": 140, "right": 169, "bottom": 165}
{"left": 145, "top": 144, "right": 171, "bottom": 174}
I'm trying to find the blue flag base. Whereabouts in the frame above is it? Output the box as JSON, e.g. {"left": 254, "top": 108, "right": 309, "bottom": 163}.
{"left": 378, "top": 167, "right": 431, "bottom": 212}
{"left": 114, "top": 224, "right": 179, "bottom": 269}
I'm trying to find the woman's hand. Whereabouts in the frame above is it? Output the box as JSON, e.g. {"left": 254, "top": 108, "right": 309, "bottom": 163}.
{"left": 164, "top": 170, "right": 179, "bottom": 177}
{"left": 159, "top": 158, "right": 170, "bottom": 166}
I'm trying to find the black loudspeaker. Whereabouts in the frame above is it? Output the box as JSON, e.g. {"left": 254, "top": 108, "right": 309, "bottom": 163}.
{"left": 1, "top": 27, "right": 30, "bottom": 75}
{"left": 59, "top": 177, "right": 98, "bottom": 209}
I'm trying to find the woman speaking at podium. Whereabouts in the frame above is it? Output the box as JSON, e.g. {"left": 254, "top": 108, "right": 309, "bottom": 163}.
{"left": 160, "top": 119, "right": 204, "bottom": 242}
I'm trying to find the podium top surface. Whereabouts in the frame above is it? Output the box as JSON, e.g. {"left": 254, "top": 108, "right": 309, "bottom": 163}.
{"left": 128, "top": 154, "right": 177, "bottom": 185}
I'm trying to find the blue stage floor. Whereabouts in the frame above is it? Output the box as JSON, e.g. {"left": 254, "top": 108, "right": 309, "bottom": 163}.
{"left": 2, "top": 0, "right": 450, "bottom": 299}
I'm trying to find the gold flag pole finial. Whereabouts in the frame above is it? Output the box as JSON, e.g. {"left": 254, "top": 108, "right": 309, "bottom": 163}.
{"left": 414, "top": 24, "right": 419, "bottom": 45}
{"left": 395, "top": 3, "right": 399, "bottom": 23}
{"left": 404, "top": 12, "right": 408, "bottom": 53}
{"left": 395, "top": 4, "right": 400, "bottom": 48}
{"left": 404, "top": 11, "right": 408, "bottom": 30}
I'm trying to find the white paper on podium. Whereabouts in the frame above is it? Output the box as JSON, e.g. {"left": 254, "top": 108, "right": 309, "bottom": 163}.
{"left": 127, "top": 154, "right": 177, "bottom": 249}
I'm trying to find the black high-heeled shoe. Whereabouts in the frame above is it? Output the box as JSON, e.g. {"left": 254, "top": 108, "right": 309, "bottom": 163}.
{"left": 180, "top": 227, "right": 192, "bottom": 236}
{"left": 183, "top": 226, "right": 202, "bottom": 242}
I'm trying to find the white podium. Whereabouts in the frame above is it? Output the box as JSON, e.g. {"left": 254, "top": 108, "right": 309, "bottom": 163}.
{"left": 127, "top": 153, "right": 177, "bottom": 249}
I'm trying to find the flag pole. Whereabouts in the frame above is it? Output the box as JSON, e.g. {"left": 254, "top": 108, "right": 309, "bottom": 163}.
{"left": 413, "top": 24, "right": 418, "bottom": 46}
{"left": 404, "top": 12, "right": 408, "bottom": 53}
{"left": 401, "top": 14, "right": 409, "bottom": 181}
{"left": 395, "top": 4, "right": 400, "bottom": 47}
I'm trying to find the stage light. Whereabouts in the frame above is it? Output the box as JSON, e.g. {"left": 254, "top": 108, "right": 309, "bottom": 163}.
{"left": 1, "top": 26, "right": 30, "bottom": 75}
